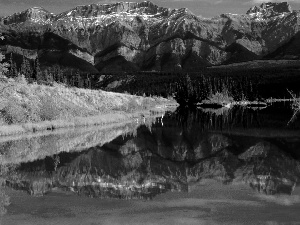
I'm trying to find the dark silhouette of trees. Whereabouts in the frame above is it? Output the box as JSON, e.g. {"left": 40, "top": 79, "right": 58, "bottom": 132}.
{"left": 4, "top": 50, "right": 95, "bottom": 89}
{"left": 20, "top": 54, "right": 32, "bottom": 79}
{"left": 7, "top": 53, "right": 17, "bottom": 78}
{"left": 34, "top": 56, "right": 42, "bottom": 82}
{"left": 0, "top": 36, "right": 9, "bottom": 78}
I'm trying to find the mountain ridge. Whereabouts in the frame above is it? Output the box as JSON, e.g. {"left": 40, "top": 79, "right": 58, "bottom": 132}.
{"left": 1, "top": 1, "right": 300, "bottom": 73}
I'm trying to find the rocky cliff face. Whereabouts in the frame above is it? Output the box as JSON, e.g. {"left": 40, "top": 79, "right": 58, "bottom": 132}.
{"left": 247, "top": 2, "right": 292, "bottom": 17}
{"left": 1, "top": 1, "right": 300, "bottom": 73}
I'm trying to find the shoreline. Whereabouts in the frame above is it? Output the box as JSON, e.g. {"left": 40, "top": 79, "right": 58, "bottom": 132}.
{"left": 0, "top": 79, "right": 178, "bottom": 137}
{"left": 0, "top": 104, "right": 178, "bottom": 137}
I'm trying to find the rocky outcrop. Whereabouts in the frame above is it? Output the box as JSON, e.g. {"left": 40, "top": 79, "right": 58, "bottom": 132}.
{"left": 1, "top": 1, "right": 300, "bottom": 73}
{"left": 247, "top": 2, "right": 292, "bottom": 17}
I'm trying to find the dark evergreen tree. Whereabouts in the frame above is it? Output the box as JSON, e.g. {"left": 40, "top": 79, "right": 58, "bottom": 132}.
{"left": 85, "top": 74, "right": 92, "bottom": 89}
{"left": 52, "top": 64, "right": 59, "bottom": 82}
{"left": 0, "top": 36, "right": 9, "bottom": 78}
{"left": 35, "top": 56, "right": 42, "bottom": 82}
{"left": 78, "top": 73, "right": 84, "bottom": 88}
{"left": 57, "top": 66, "right": 64, "bottom": 83}
{"left": 7, "top": 53, "right": 17, "bottom": 78}
{"left": 70, "top": 70, "right": 75, "bottom": 86}
{"left": 75, "top": 69, "right": 80, "bottom": 87}
{"left": 44, "top": 69, "right": 53, "bottom": 83}
{"left": 20, "top": 54, "right": 32, "bottom": 79}
{"left": 63, "top": 71, "right": 68, "bottom": 85}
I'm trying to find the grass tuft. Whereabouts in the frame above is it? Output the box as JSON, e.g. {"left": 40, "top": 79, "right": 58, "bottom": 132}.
{"left": 207, "top": 91, "right": 234, "bottom": 105}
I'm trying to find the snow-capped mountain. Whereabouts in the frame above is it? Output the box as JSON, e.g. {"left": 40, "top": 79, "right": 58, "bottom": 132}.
{"left": 0, "top": 1, "right": 300, "bottom": 73}
{"left": 246, "top": 1, "right": 292, "bottom": 19}
{"left": 1, "top": 6, "right": 55, "bottom": 25}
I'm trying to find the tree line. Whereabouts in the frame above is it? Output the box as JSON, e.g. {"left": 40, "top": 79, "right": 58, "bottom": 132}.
{"left": 98, "top": 72, "right": 260, "bottom": 106}
{"left": 0, "top": 36, "right": 9, "bottom": 79}
{"left": 4, "top": 53, "right": 95, "bottom": 89}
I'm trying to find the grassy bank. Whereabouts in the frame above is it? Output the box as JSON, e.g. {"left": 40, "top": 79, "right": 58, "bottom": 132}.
{"left": 0, "top": 77, "right": 177, "bottom": 136}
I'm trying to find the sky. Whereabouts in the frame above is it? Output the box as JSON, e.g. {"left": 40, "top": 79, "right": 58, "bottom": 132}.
{"left": 1, "top": 0, "right": 300, "bottom": 18}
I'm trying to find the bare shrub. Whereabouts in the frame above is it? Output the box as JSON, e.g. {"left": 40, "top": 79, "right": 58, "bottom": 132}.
{"left": 287, "top": 89, "right": 300, "bottom": 110}
{"left": 287, "top": 89, "right": 300, "bottom": 126}
{"left": 0, "top": 101, "right": 28, "bottom": 124}
{"left": 111, "top": 104, "right": 127, "bottom": 112}
{"left": 111, "top": 97, "right": 156, "bottom": 112}
{"left": 126, "top": 98, "right": 139, "bottom": 112}
{"left": 24, "top": 101, "right": 40, "bottom": 122}
{"left": 38, "top": 95, "right": 61, "bottom": 121}
{"left": 207, "top": 91, "right": 234, "bottom": 104}
{"left": 141, "top": 98, "right": 154, "bottom": 110}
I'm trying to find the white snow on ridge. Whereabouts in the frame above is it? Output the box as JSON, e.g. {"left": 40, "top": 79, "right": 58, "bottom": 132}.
{"left": 54, "top": 10, "right": 163, "bottom": 28}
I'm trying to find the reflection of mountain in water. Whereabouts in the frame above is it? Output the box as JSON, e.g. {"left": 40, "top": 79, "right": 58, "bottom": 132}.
{"left": 2, "top": 104, "right": 300, "bottom": 200}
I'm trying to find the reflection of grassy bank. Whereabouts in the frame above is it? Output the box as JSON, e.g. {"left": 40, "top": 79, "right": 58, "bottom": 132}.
{"left": 0, "top": 163, "right": 12, "bottom": 216}
{"left": 0, "top": 79, "right": 177, "bottom": 136}
{"left": 0, "top": 114, "right": 163, "bottom": 165}
{"left": 0, "top": 186, "right": 10, "bottom": 216}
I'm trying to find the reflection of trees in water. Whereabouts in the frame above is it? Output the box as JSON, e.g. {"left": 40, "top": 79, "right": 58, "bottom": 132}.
{"left": 171, "top": 106, "right": 263, "bottom": 131}
{"left": 171, "top": 103, "right": 300, "bottom": 132}
{"left": 52, "top": 155, "right": 60, "bottom": 172}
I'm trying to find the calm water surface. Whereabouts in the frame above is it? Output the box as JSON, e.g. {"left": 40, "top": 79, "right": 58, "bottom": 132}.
{"left": 1, "top": 103, "right": 300, "bottom": 225}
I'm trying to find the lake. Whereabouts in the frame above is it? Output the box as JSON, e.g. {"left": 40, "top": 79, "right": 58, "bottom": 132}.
{"left": 1, "top": 103, "right": 300, "bottom": 225}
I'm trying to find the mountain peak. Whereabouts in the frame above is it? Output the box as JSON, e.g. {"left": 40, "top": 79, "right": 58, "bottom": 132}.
{"left": 1, "top": 6, "right": 54, "bottom": 25}
{"left": 28, "top": 6, "right": 47, "bottom": 11}
{"left": 246, "top": 2, "right": 292, "bottom": 16}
